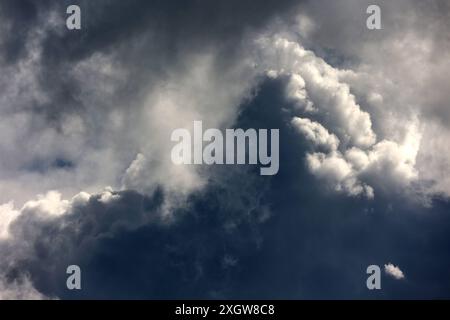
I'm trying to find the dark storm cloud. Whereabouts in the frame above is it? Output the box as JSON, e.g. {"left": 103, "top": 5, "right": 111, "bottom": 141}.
{"left": 2, "top": 77, "right": 450, "bottom": 299}
{"left": 230, "top": 79, "right": 450, "bottom": 299}
{"left": 0, "top": 0, "right": 45, "bottom": 64}
{"left": 0, "top": 0, "right": 299, "bottom": 60}
{"left": 0, "top": 164, "right": 270, "bottom": 299}
{"left": 1, "top": 188, "right": 164, "bottom": 298}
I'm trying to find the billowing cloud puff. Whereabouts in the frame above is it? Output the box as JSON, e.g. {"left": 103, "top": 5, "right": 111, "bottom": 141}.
{"left": 294, "top": 0, "right": 450, "bottom": 199}
{"left": 0, "top": 202, "right": 20, "bottom": 239}
{"left": 257, "top": 36, "right": 377, "bottom": 148}
{"left": 256, "top": 35, "right": 424, "bottom": 199}
{"left": 291, "top": 117, "right": 339, "bottom": 151}
{"left": 307, "top": 152, "right": 375, "bottom": 198}
{"left": 0, "top": 187, "right": 164, "bottom": 299}
{"left": 384, "top": 263, "right": 405, "bottom": 280}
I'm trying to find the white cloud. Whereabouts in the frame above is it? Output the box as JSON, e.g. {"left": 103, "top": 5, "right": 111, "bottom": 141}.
{"left": 21, "top": 191, "right": 70, "bottom": 217}
{"left": 256, "top": 34, "right": 425, "bottom": 199}
{"left": 98, "top": 187, "right": 120, "bottom": 204}
{"left": 293, "top": 0, "right": 450, "bottom": 200}
{"left": 0, "top": 188, "right": 140, "bottom": 298}
{"left": 257, "top": 36, "right": 377, "bottom": 148}
{"left": 0, "top": 202, "right": 20, "bottom": 239}
{"left": 292, "top": 117, "right": 339, "bottom": 151}
{"left": 306, "top": 151, "right": 374, "bottom": 198}
{"left": 0, "top": 190, "right": 92, "bottom": 241}
{"left": 384, "top": 263, "right": 405, "bottom": 280}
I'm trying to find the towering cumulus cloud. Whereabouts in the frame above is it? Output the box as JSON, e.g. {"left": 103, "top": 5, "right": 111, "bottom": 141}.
{"left": 0, "top": 0, "right": 450, "bottom": 299}
{"left": 255, "top": 34, "right": 422, "bottom": 198}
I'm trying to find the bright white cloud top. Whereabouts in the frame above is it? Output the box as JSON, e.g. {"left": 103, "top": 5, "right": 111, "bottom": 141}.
{"left": 384, "top": 263, "right": 405, "bottom": 280}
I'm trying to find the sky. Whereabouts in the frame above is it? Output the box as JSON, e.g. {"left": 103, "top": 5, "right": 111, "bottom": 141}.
{"left": 0, "top": 0, "right": 450, "bottom": 299}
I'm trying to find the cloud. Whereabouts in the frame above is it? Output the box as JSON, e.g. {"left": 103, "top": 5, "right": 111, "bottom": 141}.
{"left": 291, "top": 117, "right": 339, "bottom": 152}
{"left": 257, "top": 36, "right": 377, "bottom": 149}
{"left": 0, "top": 275, "right": 49, "bottom": 300}
{"left": 0, "top": 202, "right": 20, "bottom": 239}
{"left": 294, "top": 0, "right": 450, "bottom": 199}
{"left": 255, "top": 34, "right": 423, "bottom": 199}
{"left": 0, "top": 0, "right": 450, "bottom": 300}
{"left": 0, "top": 0, "right": 301, "bottom": 207}
{"left": 384, "top": 263, "right": 405, "bottom": 280}
{"left": 0, "top": 161, "right": 273, "bottom": 299}
{"left": 0, "top": 187, "right": 165, "bottom": 298}
{"left": 307, "top": 152, "right": 375, "bottom": 198}
{"left": 0, "top": 0, "right": 302, "bottom": 299}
